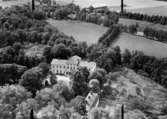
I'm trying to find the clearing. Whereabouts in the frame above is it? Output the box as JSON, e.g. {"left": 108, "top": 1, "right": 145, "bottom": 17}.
{"left": 112, "top": 32, "right": 167, "bottom": 58}
{"left": 47, "top": 19, "right": 108, "bottom": 45}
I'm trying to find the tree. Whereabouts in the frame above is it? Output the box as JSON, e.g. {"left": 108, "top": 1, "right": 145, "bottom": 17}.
{"left": 19, "top": 68, "right": 43, "bottom": 96}
{"left": 35, "top": 87, "right": 66, "bottom": 109}
{"left": 89, "top": 68, "right": 107, "bottom": 88}
{"left": 89, "top": 79, "right": 100, "bottom": 93}
{"left": 114, "top": 46, "right": 122, "bottom": 65}
{"left": 72, "top": 70, "right": 89, "bottom": 96}
{"left": 128, "top": 24, "right": 137, "bottom": 34}
{"left": 78, "top": 67, "right": 90, "bottom": 82}
{"left": 52, "top": 81, "right": 74, "bottom": 102}
{"left": 33, "top": 10, "right": 46, "bottom": 20}
{"left": 97, "top": 48, "right": 117, "bottom": 72}
{"left": 43, "top": 46, "right": 52, "bottom": 63}
{"left": 38, "top": 62, "right": 50, "bottom": 77}
{"left": 0, "top": 64, "right": 27, "bottom": 85}
{"left": 70, "top": 96, "right": 87, "bottom": 115}
{"left": 16, "top": 98, "right": 39, "bottom": 119}
{"left": 13, "top": 42, "right": 22, "bottom": 55}
{"left": 0, "top": 85, "right": 32, "bottom": 118}
{"left": 122, "top": 49, "right": 132, "bottom": 65}
{"left": 70, "top": 42, "right": 88, "bottom": 58}
{"left": 51, "top": 43, "right": 72, "bottom": 59}
{"left": 36, "top": 105, "right": 58, "bottom": 119}
{"left": 88, "top": 107, "right": 113, "bottom": 119}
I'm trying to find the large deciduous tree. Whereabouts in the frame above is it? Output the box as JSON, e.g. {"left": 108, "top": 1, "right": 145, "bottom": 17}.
{"left": 19, "top": 68, "right": 43, "bottom": 96}
{"left": 51, "top": 43, "right": 72, "bottom": 59}
{"left": 0, "top": 85, "right": 32, "bottom": 118}
{"left": 72, "top": 70, "right": 89, "bottom": 96}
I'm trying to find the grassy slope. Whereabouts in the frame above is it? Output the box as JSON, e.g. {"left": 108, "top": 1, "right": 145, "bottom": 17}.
{"left": 100, "top": 68, "right": 167, "bottom": 117}
{"left": 47, "top": 19, "right": 108, "bottom": 45}
{"left": 112, "top": 32, "right": 167, "bottom": 58}
{"left": 119, "top": 18, "right": 167, "bottom": 32}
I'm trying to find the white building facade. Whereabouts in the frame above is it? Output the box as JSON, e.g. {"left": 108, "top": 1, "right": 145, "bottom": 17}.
{"left": 51, "top": 56, "right": 96, "bottom": 76}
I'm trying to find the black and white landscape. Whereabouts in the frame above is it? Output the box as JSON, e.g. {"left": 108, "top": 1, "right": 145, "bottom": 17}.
{"left": 0, "top": 0, "right": 167, "bottom": 119}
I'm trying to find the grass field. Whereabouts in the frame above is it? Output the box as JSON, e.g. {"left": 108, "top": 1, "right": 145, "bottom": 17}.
{"left": 127, "top": 5, "right": 167, "bottom": 16}
{"left": 47, "top": 19, "right": 108, "bottom": 45}
{"left": 0, "top": 0, "right": 30, "bottom": 8}
{"left": 112, "top": 32, "right": 167, "bottom": 58}
{"left": 119, "top": 18, "right": 167, "bottom": 31}
{"left": 0, "top": 0, "right": 41, "bottom": 8}
{"left": 47, "top": 19, "right": 167, "bottom": 58}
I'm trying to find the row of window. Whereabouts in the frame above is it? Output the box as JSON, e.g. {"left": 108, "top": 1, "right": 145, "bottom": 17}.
{"left": 52, "top": 64, "right": 78, "bottom": 70}
{"left": 53, "top": 70, "right": 72, "bottom": 75}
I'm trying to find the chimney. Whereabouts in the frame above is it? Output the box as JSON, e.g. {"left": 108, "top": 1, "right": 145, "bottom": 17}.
{"left": 121, "top": 0, "right": 124, "bottom": 14}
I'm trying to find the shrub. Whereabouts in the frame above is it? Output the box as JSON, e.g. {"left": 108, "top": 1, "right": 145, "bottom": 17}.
{"left": 33, "top": 10, "right": 46, "bottom": 20}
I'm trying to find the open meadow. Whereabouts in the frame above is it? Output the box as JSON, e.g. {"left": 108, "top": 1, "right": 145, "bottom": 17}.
{"left": 47, "top": 19, "right": 108, "bottom": 45}
{"left": 112, "top": 32, "right": 167, "bottom": 58}
{"left": 0, "top": 0, "right": 30, "bottom": 8}
{"left": 48, "top": 18, "right": 167, "bottom": 58}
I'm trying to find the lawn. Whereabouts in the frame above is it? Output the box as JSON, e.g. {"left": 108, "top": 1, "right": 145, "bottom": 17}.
{"left": 119, "top": 18, "right": 167, "bottom": 31}
{"left": 47, "top": 19, "right": 108, "bottom": 45}
{"left": 112, "top": 32, "right": 167, "bottom": 58}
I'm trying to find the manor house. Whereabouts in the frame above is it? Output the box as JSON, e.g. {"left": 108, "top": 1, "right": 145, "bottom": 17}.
{"left": 51, "top": 56, "right": 96, "bottom": 76}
